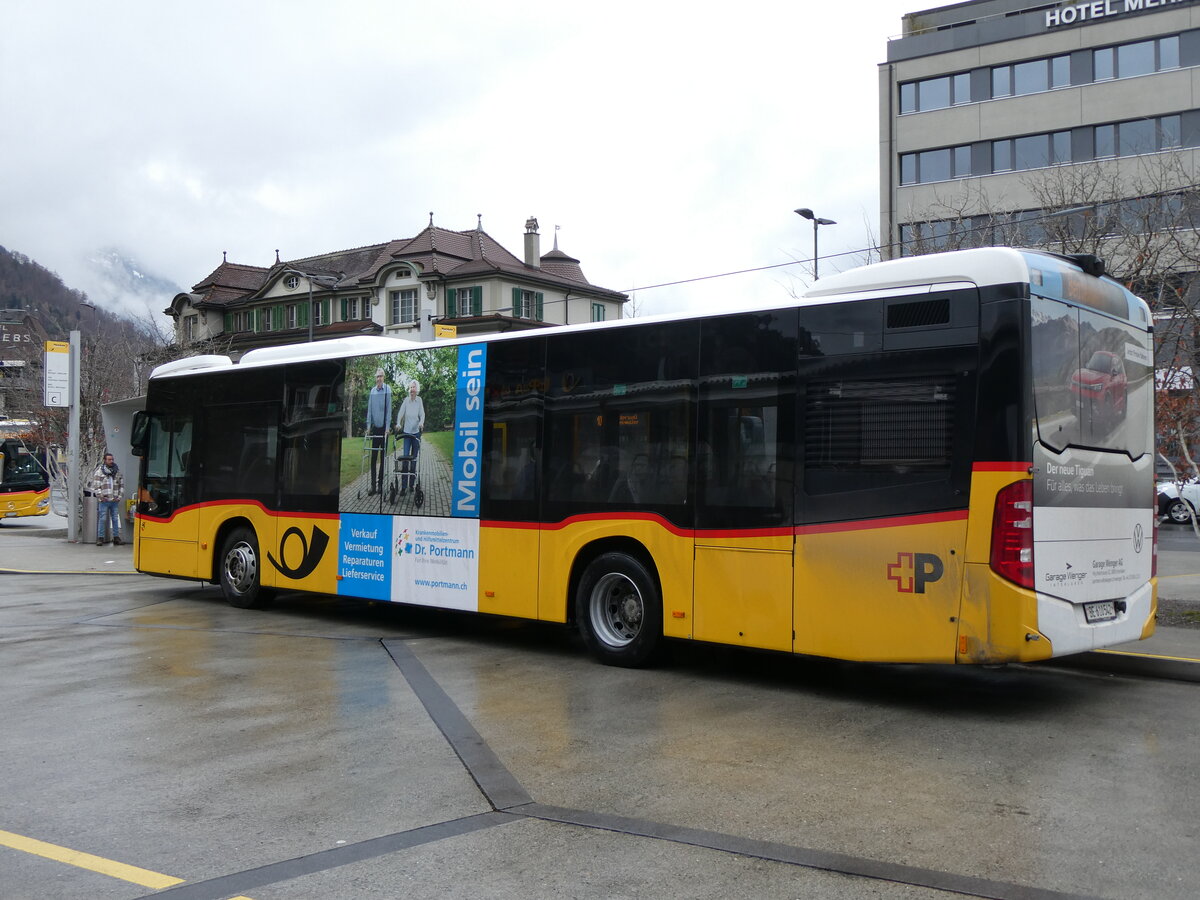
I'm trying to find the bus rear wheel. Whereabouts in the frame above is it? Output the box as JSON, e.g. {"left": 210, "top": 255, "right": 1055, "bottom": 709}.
{"left": 576, "top": 552, "right": 662, "bottom": 668}
{"left": 219, "top": 526, "right": 274, "bottom": 609}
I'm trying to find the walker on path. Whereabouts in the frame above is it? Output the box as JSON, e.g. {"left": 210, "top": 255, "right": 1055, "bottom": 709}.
{"left": 389, "top": 431, "right": 424, "bottom": 508}
{"left": 358, "top": 429, "right": 391, "bottom": 501}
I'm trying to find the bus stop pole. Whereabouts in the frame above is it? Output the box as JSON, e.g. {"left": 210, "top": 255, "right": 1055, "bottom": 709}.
{"left": 67, "top": 329, "right": 81, "bottom": 542}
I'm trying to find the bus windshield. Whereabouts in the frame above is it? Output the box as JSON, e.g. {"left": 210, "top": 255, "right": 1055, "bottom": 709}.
{"left": 1, "top": 439, "right": 47, "bottom": 489}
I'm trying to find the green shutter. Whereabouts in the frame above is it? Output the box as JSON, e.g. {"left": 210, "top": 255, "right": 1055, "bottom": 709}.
{"left": 340, "top": 298, "right": 348, "bottom": 322}
{"left": 224, "top": 312, "right": 232, "bottom": 331}
{"left": 274, "top": 305, "right": 283, "bottom": 330}
{"left": 446, "top": 288, "right": 457, "bottom": 318}
{"left": 535, "top": 292, "right": 544, "bottom": 321}
{"left": 255, "top": 308, "right": 263, "bottom": 332}
{"left": 323, "top": 299, "right": 330, "bottom": 325}
{"left": 298, "top": 302, "right": 308, "bottom": 328}
{"left": 471, "top": 286, "right": 482, "bottom": 316}
{"left": 512, "top": 287, "right": 521, "bottom": 316}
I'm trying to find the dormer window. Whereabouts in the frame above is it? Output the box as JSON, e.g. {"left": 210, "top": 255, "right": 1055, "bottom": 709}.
{"left": 284, "top": 275, "right": 300, "bottom": 290}
{"left": 395, "top": 268, "right": 412, "bottom": 280}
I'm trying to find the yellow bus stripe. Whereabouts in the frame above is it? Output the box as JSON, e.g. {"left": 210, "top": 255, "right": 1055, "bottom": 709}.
{"left": 0, "top": 829, "right": 184, "bottom": 889}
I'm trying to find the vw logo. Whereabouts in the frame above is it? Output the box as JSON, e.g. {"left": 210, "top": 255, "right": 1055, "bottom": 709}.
{"left": 1133, "top": 523, "right": 1144, "bottom": 554}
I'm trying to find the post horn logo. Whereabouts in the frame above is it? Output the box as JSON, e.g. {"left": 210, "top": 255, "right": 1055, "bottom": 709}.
{"left": 268, "top": 525, "right": 330, "bottom": 580}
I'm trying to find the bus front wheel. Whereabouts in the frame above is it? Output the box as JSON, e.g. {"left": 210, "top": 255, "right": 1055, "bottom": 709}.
{"left": 576, "top": 552, "right": 662, "bottom": 668}
{"left": 219, "top": 526, "right": 274, "bottom": 609}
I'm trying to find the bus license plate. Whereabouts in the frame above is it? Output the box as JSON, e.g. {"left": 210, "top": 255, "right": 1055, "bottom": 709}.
{"left": 1084, "top": 601, "right": 1117, "bottom": 623}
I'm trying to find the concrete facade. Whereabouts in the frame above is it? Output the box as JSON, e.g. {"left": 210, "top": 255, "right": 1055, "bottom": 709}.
{"left": 880, "top": 0, "right": 1200, "bottom": 257}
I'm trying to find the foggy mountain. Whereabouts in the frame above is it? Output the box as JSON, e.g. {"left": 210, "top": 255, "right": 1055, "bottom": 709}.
{"left": 0, "top": 244, "right": 170, "bottom": 342}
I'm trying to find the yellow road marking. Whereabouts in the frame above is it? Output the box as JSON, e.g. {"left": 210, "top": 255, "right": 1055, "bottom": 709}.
{"left": 0, "top": 829, "right": 183, "bottom": 889}
{"left": 1094, "top": 648, "right": 1200, "bottom": 664}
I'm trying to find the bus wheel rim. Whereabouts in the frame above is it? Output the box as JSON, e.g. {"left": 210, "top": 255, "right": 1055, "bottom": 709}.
{"left": 590, "top": 572, "right": 642, "bottom": 648}
{"left": 225, "top": 542, "right": 257, "bottom": 593}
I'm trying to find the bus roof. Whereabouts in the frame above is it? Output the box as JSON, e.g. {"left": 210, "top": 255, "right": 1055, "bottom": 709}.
{"left": 806, "top": 247, "right": 1071, "bottom": 297}
{"left": 806, "top": 247, "right": 1150, "bottom": 327}
{"left": 148, "top": 247, "right": 1149, "bottom": 380}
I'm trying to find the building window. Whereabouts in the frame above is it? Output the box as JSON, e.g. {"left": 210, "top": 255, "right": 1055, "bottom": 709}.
{"left": 517, "top": 290, "right": 535, "bottom": 318}
{"left": 448, "top": 287, "right": 482, "bottom": 318}
{"left": 184, "top": 316, "right": 196, "bottom": 342}
{"left": 284, "top": 275, "right": 300, "bottom": 290}
{"left": 345, "top": 297, "right": 359, "bottom": 321}
{"left": 225, "top": 310, "right": 252, "bottom": 333}
{"left": 390, "top": 289, "right": 418, "bottom": 325}
{"left": 509, "top": 287, "right": 542, "bottom": 320}
{"left": 904, "top": 113, "right": 1194, "bottom": 185}
{"left": 592, "top": 302, "right": 606, "bottom": 322}
{"left": 901, "top": 145, "right": 971, "bottom": 184}
{"left": 313, "top": 301, "right": 326, "bottom": 326}
{"left": 900, "top": 34, "right": 1187, "bottom": 115}
{"left": 394, "top": 268, "right": 411, "bottom": 280}
{"left": 286, "top": 305, "right": 298, "bottom": 329}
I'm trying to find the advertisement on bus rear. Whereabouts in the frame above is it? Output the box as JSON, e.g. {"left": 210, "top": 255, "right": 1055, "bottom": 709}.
{"left": 335, "top": 343, "right": 487, "bottom": 608}
{"left": 1029, "top": 294, "right": 1154, "bottom": 605}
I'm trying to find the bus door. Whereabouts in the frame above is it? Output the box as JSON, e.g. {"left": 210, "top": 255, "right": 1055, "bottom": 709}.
{"left": 793, "top": 292, "right": 978, "bottom": 662}
{"left": 134, "top": 412, "right": 199, "bottom": 576}
{"left": 693, "top": 312, "right": 797, "bottom": 652}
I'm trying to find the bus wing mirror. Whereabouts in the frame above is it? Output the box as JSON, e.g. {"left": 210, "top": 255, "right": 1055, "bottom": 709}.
{"left": 130, "top": 411, "right": 149, "bottom": 456}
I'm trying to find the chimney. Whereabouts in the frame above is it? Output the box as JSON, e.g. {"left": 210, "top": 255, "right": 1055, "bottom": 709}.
{"left": 523, "top": 216, "right": 540, "bottom": 268}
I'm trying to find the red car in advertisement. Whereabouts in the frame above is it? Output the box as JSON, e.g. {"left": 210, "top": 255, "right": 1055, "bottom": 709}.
{"left": 1071, "top": 349, "right": 1127, "bottom": 425}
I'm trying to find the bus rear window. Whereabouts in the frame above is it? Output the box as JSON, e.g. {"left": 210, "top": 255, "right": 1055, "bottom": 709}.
{"left": 1030, "top": 295, "right": 1152, "bottom": 458}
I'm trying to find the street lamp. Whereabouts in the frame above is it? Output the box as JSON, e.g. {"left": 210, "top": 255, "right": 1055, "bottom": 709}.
{"left": 281, "top": 269, "right": 341, "bottom": 342}
{"left": 794, "top": 207, "right": 837, "bottom": 281}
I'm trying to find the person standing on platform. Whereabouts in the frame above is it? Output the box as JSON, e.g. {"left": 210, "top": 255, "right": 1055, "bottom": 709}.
{"left": 90, "top": 452, "right": 125, "bottom": 545}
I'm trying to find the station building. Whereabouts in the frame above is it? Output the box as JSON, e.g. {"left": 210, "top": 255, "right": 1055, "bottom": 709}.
{"left": 166, "top": 216, "right": 627, "bottom": 355}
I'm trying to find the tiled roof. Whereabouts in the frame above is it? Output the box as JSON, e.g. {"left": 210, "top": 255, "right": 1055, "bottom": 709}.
{"left": 181, "top": 223, "right": 627, "bottom": 311}
{"left": 192, "top": 262, "right": 269, "bottom": 292}
{"left": 539, "top": 248, "right": 588, "bottom": 285}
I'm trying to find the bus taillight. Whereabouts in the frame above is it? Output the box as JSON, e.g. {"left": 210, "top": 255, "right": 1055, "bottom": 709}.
{"left": 991, "top": 479, "right": 1033, "bottom": 589}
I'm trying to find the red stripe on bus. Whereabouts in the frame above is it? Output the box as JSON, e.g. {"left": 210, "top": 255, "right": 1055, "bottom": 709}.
{"left": 501, "top": 511, "right": 695, "bottom": 537}
{"left": 484, "top": 514, "right": 793, "bottom": 540}
{"left": 972, "top": 461, "right": 1032, "bottom": 472}
{"left": 483, "top": 510, "right": 965, "bottom": 540}
{"left": 794, "top": 509, "right": 968, "bottom": 535}
{"left": 136, "top": 499, "right": 340, "bottom": 526}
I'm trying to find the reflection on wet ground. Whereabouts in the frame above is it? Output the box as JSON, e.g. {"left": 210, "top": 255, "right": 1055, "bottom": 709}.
{"left": 4, "top": 575, "right": 1199, "bottom": 899}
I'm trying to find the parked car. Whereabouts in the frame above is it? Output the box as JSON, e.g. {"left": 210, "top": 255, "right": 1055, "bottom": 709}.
{"left": 1070, "top": 349, "right": 1127, "bottom": 423}
{"left": 1158, "top": 480, "right": 1200, "bottom": 524}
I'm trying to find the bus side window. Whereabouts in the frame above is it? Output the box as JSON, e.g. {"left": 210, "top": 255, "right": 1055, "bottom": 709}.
{"left": 481, "top": 338, "right": 545, "bottom": 521}
{"left": 281, "top": 360, "right": 345, "bottom": 513}
{"left": 199, "top": 404, "right": 278, "bottom": 504}
{"left": 697, "top": 310, "right": 798, "bottom": 529}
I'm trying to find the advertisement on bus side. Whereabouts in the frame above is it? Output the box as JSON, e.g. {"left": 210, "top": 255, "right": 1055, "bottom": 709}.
{"left": 335, "top": 343, "right": 486, "bottom": 609}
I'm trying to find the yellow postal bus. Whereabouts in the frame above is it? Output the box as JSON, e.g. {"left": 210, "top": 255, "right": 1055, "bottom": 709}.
{"left": 131, "top": 248, "right": 1156, "bottom": 665}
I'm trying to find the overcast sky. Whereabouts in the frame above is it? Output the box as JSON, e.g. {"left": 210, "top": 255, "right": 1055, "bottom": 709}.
{"left": 0, "top": 1, "right": 917, "bottom": 322}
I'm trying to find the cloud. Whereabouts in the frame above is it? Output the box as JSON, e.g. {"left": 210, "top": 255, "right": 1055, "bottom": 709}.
{"left": 0, "top": 0, "right": 915, "bottom": 319}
